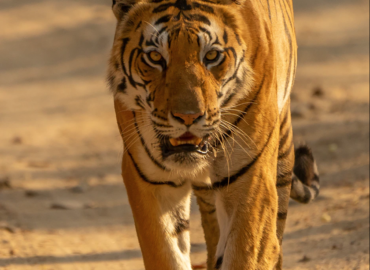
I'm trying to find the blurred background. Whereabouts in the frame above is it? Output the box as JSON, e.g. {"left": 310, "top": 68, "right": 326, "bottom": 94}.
{"left": 0, "top": 0, "right": 368, "bottom": 269}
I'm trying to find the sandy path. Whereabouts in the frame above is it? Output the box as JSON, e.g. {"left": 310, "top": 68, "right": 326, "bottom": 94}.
{"left": 0, "top": 0, "right": 369, "bottom": 269}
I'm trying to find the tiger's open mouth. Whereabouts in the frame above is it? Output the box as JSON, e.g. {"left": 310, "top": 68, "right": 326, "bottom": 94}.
{"left": 161, "top": 132, "right": 210, "bottom": 158}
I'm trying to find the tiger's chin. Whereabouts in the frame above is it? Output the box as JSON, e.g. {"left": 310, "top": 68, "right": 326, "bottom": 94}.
{"left": 163, "top": 152, "right": 210, "bottom": 176}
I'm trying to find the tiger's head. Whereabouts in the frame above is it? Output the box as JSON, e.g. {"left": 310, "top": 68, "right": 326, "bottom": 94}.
{"left": 108, "top": 0, "right": 253, "bottom": 173}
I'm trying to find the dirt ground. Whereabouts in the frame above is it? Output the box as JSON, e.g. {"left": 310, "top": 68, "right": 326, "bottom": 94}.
{"left": 0, "top": 0, "right": 369, "bottom": 269}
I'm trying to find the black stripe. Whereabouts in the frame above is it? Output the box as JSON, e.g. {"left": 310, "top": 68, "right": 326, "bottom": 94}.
{"left": 199, "top": 26, "right": 212, "bottom": 41}
{"left": 139, "top": 34, "right": 145, "bottom": 48}
{"left": 188, "top": 14, "right": 211, "bottom": 25}
{"left": 174, "top": 0, "right": 192, "bottom": 10}
{"left": 213, "top": 119, "right": 276, "bottom": 189}
{"left": 280, "top": 0, "right": 293, "bottom": 29}
{"left": 222, "top": 55, "right": 243, "bottom": 88}
{"left": 133, "top": 112, "right": 170, "bottom": 171}
{"left": 128, "top": 48, "right": 139, "bottom": 87}
{"left": 250, "top": 41, "right": 260, "bottom": 67}
{"left": 279, "top": 109, "right": 289, "bottom": 130}
{"left": 234, "top": 32, "right": 242, "bottom": 46}
{"left": 145, "top": 39, "right": 156, "bottom": 47}
{"left": 221, "top": 92, "right": 236, "bottom": 108}
{"left": 192, "top": 2, "right": 214, "bottom": 14}
{"left": 277, "top": 169, "right": 292, "bottom": 181}
{"left": 127, "top": 150, "right": 185, "bottom": 188}
{"left": 215, "top": 256, "right": 223, "bottom": 269}
{"left": 291, "top": 177, "right": 320, "bottom": 203}
{"left": 278, "top": 140, "right": 293, "bottom": 159}
{"left": 134, "top": 96, "right": 145, "bottom": 109}
{"left": 153, "top": 3, "right": 174, "bottom": 13}
{"left": 223, "top": 29, "right": 228, "bottom": 44}
{"left": 266, "top": 0, "right": 272, "bottom": 20}
{"left": 158, "top": 26, "right": 168, "bottom": 35}
{"left": 196, "top": 196, "right": 215, "bottom": 208}
{"left": 192, "top": 184, "right": 213, "bottom": 191}
{"left": 232, "top": 74, "right": 265, "bottom": 127}
{"left": 120, "top": 38, "right": 130, "bottom": 77}
{"left": 153, "top": 0, "right": 192, "bottom": 13}
{"left": 208, "top": 209, "right": 216, "bottom": 214}
{"left": 152, "top": 121, "right": 172, "bottom": 128}
{"left": 278, "top": 212, "right": 288, "bottom": 220}
{"left": 301, "top": 186, "right": 315, "bottom": 203}
{"left": 175, "top": 218, "right": 190, "bottom": 234}
{"left": 225, "top": 47, "right": 237, "bottom": 67}
{"left": 276, "top": 177, "right": 292, "bottom": 188}
{"left": 135, "top": 21, "right": 142, "bottom": 30}
{"left": 155, "top": 15, "right": 172, "bottom": 25}
{"left": 218, "top": 74, "right": 265, "bottom": 144}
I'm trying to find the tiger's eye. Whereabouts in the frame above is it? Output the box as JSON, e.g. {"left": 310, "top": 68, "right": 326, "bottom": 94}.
{"left": 205, "top": 50, "right": 219, "bottom": 61}
{"left": 149, "top": 51, "right": 162, "bottom": 62}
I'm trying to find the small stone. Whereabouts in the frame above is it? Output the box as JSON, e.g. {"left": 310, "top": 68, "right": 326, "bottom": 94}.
{"left": 321, "top": 213, "right": 332, "bottom": 223}
{"left": 28, "top": 161, "right": 50, "bottom": 168}
{"left": 50, "top": 201, "right": 84, "bottom": 210}
{"left": 11, "top": 136, "right": 23, "bottom": 145}
{"left": 343, "top": 225, "right": 358, "bottom": 232}
{"left": 0, "top": 222, "right": 17, "bottom": 233}
{"left": 9, "top": 249, "right": 15, "bottom": 256}
{"left": 69, "top": 185, "right": 85, "bottom": 193}
{"left": 308, "top": 103, "right": 316, "bottom": 110}
{"left": 328, "top": 143, "right": 338, "bottom": 152}
{"left": 290, "top": 92, "right": 298, "bottom": 101}
{"left": 298, "top": 255, "right": 311, "bottom": 263}
{"left": 291, "top": 107, "right": 305, "bottom": 118}
{"left": 0, "top": 177, "right": 11, "bottom": 190}
{"left": 25, "top": 190, "right": 38, "bottom": 197}
{"left": 312, "top": 86, "right": 324, "bottom": 97}
{"left": 84, "top": 202, "right": 97, "bottom": 209}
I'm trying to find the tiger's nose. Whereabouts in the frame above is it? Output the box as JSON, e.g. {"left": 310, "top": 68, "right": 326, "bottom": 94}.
{"left": 172, "top": 112, "right": 205, "bottom": 126}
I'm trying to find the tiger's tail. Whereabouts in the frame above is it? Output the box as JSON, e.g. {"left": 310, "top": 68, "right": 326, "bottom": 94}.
{"left": 290, "top": 145, "right": 320, "bottom": 204}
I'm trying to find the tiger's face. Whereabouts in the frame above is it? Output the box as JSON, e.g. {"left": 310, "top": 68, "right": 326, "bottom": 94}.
{"left": 109, "top": 0, "right": 252, "bottom": 172}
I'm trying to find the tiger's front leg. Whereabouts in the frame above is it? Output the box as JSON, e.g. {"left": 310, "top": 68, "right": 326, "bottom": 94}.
{"left": 121, "top": 151, "right": 193, "bottom": 270}
{"left": 212, "top": 128, "right": 281, "bottom": 270}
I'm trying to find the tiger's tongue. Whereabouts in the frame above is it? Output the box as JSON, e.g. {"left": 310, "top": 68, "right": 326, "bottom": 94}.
{"left": 169, "top": 132, "right": 202, "bottom": 147}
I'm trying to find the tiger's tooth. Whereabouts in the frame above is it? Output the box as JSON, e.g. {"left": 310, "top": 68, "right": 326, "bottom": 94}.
{"left": 170, "top": 136, "right": 203, "bottom": 147}
{"left": 195, "top": 138, "right": 202, "bottom": 145}
{"left": 169, "top": 138, "right": 178, "bottom": 146}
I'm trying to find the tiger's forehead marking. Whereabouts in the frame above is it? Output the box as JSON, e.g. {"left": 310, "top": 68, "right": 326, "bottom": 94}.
{"left": 140, "top": 0, "right": 222, "bottom": 56}
{"left": 152, "top": 0, "right": 214, "bottom": 14}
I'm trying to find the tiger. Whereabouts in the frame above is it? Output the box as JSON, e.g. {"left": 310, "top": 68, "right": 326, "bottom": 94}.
{"left": 107, "top": 0, "right": 320, "bottom": 269}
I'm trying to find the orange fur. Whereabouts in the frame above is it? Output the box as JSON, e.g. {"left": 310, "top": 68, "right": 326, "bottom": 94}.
{"left": 109, "top": 0, "right": 309, "bottom": 269}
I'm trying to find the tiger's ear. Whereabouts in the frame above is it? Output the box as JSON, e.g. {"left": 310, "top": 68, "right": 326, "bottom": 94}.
{"left": 112, "top": 0, "right": 139, "bottom": 21}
